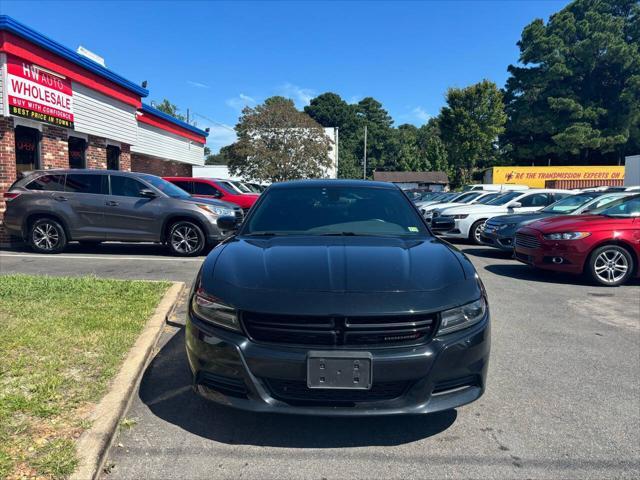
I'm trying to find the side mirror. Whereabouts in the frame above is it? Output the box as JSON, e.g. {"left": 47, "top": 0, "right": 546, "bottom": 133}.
{"left": 508, "top": 202, "right": 522, "bottom": 209}
{"left": 139, "top": 188, "right": 158, "bottom": 199}
{"left": 217, "top": 215, "right": 238, "bottom": 231}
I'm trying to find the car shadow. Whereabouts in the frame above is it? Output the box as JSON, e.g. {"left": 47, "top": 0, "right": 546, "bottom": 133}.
{"left": 460, "top": 247, "right": 515, "bottom": 260}
{"left": 138, "top": 329, "right": 457, "bottom": 448}
{"left": 2, "top": 241, "right": 214, "bottom": 257}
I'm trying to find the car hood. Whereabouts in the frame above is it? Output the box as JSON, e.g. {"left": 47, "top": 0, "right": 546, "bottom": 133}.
{"left": 199, "top": 236, "right": 481, "bottom": 316}
{"left": 182, "top": 196, "right": 237, "bottom": 209}
{"left": 527, "top": 215, "right": 626, "bottom": 232}
{"left": 488, "top": 212, "right": 555, "bottom": 225}
{"left": 440, "top": 204, "right": 508, "bottom": 215}
{"left": 425, "top": 202, "right": 464, "bottom": 211}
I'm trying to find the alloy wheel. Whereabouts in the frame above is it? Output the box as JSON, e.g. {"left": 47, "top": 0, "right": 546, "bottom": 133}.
{"left": 32, "top": 222, "right": 60, "bottom": 251}
{"left": 171, "top": 225, "right": 200, "bottom": 254}
{"left": 593, "top": 249, "right": 629, "bottom": 285}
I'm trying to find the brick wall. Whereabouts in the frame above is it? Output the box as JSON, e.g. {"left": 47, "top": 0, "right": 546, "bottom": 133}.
{"left": 41, "top": 125, "right": 69, "bottom": 169}
{"left": 86, "top": 135, "right": 107, "bottom": 169}
{"left": 120, "top": 144, "right": 131, "bottom": 172}
{"left": 131, "top": 153, "right": 193, "bottom": 177}
{"left": 0, "top": 117, "right": 17, "bottom": 244}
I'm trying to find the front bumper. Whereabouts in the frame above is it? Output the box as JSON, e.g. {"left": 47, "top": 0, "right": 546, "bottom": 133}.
{"left": 480, "top": 229, "right": 515, "bottom": 251}
{"left": 186, "top": 311, "right": 490, "bottom": 416}
{"left": 514, "top": 228, "right": 585, "bottom": 274}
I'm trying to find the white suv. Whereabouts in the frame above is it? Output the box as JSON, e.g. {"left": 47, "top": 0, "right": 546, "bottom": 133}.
{"left": 437, "top": 189, "right": 574, "bottom": 244}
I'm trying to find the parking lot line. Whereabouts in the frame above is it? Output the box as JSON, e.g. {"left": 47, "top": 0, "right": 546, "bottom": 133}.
{"left": 0, "top": 253, "right": 203, "bottom": 262}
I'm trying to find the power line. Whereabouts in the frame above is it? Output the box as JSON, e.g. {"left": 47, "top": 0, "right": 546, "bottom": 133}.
{"left": 191, "top": 112, "right": 235, "bottom": 132}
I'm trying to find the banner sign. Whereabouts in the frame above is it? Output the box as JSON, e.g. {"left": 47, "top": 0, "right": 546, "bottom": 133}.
{"left": 5, "top": 55, "right": 74, "bottom": 129}
{"left": 490, "top": 166, "right": 625, "bottom": 188}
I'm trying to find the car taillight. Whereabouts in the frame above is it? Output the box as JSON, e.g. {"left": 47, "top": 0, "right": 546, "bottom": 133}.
{"left": 3, "top": 192, "right": 21, "bottom": 201}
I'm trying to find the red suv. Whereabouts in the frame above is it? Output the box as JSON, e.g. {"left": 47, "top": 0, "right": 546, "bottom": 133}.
{"left": 514, "top": 195, "right": 640, "bottom": 286}
{"left": 164, "top": 177, "right": 259, "bottom": 212}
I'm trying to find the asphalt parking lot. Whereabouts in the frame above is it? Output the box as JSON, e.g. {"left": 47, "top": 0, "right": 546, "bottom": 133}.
{"left": 1, "top": 242, "right": 639, "bottom": 479}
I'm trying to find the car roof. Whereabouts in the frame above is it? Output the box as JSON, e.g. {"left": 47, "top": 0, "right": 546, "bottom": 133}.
{"left": 268, "top": 179, "right": 398, "bottom": 189}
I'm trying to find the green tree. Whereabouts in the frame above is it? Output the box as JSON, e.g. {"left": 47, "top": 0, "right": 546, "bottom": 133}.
{"left": 440, "top": 80, "right": 507, "bottom": 186}
{"left": 305, "top": 92, "right": 362, "bottom": 178}
{"left": 394, "top": 124, "right": 425, "bottom": 171}
{"left": 355, "top": 97, "right": 396, "bottom": 176}
{"left": 503, "top": 0, "right": 640, "bottom": 165}
{"left": 228, "top": 97, "right": 333, "bottom": 182}
{"left": 153, "top": 99, "right": 187, "bottom": 122}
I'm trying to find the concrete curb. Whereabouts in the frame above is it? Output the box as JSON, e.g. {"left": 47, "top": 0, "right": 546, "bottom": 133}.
{"left": 71, "top": 281, "right": 186, "bottom": 480}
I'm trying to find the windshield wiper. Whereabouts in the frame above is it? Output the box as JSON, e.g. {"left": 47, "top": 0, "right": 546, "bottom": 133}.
{"left": 317, "top": 232, "right": 359, "bottom": 236}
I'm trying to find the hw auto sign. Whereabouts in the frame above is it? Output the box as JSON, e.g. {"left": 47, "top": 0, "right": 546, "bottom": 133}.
{"left": 5, "top": 55, "right": 74, "bottom": 128}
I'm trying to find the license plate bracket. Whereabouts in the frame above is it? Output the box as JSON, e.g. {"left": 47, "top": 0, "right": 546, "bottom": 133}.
{"left": 307, "top": 351, "right": 372, "bottom": 390}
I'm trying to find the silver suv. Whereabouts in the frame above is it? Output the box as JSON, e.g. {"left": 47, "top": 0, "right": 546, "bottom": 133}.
{"left": 3, "top": 169, "right": 242, "bottom": 256}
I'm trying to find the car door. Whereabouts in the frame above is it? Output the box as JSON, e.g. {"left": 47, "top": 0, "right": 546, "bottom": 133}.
{"left": 103, "top": 175, "right": 164, "bottom": 241}
{"left": 63, "top": 173, "right": 109, "bottom": 240}
{"left": 511, "top": 192, "right": 552, "bottom": 213}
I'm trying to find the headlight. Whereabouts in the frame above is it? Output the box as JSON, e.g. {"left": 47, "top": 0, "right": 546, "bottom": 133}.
{"left": 197, "top": 204, "right": 235, "bottom": 217}
{"left": 543, "top": 232, "right": 591, "bottom": 241}
{"left": 452, "top": 214, "right": 468, "bottom": 219}
{"left": 437, "top": 297, "right": 487, "bottom": 336}
{"left": 192, "top": 287, "right": 241, "bottom": 332}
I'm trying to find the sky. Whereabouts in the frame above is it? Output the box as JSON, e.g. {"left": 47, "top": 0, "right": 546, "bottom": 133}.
{"left": 2, "top": 0, "right": 569, "bottom": 152}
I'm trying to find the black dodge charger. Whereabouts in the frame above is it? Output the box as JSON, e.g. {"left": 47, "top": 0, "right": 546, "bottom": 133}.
{"left": 186, "top": 180, "right": 490, "bottom": 415}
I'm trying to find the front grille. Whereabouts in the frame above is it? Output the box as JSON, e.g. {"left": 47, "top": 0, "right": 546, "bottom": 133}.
{"left": 242, "top": 207, "right": 251, "bottom": 216}
{"left": 234, "top": 209, "right": 244, "bottom": 223}
{"left": 515, "top": 232, "right": 540, "bottom": 249}
{"left": 265, "top": 378, "right": 411, "bottom": 405}
{"left": 241, "top": 312, "right": 437, "bottom": 347}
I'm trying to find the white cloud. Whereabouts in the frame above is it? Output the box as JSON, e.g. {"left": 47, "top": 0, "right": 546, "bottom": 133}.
{"left": 226, "top": 93, "right": 256, "bottom": 111}
{"left": 203, "top": 124, "right": 237, "bottom": 153}
{"left": 411, "top": 106, "right": 431, "bottom": 123}
{"left": 187, "top": 80, "right": 210, "bottom": 89}
{"left": 277, "top": 83, "right": 316, "bottom": 107}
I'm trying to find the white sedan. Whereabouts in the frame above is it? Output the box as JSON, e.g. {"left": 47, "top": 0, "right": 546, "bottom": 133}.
{"left": 422, "top": 191, "right": 503, "bottom": 221}
{"left": 437, "top": 189, "right": 575, "bottom": 244}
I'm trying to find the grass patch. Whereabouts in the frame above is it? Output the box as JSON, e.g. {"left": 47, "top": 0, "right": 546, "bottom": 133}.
{"left": 0, "top": 274, "right": 169, "bottom": 479}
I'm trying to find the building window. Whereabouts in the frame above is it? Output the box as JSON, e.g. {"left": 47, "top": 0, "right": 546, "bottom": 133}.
{"left": 107, "top": 145, "right": 120, "bottom": 170}
{"left": 68, "top": 137, "right": 87, "bottom": 169}
{"left": 15, "top": 126, "right": 40, "bottom": 177}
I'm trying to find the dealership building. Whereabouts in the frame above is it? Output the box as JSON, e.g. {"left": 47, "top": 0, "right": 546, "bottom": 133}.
{"left": 0, "top": 15, "right": 208, "bottom": 241}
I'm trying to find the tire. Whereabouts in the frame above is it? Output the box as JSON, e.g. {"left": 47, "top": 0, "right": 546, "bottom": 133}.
{"left": 587, "top": 245, "right": 634, "bottom": 287}
{"left": 469, "top": 220, "right": 486, "bottom": 245}
{"left": 29, "top": 218, "right": 67, "bottom": 254}
{"left": 167, "top": 221, "right": 205, "bottom": 256}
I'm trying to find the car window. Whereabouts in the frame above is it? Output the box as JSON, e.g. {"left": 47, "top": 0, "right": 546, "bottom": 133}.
{"left": 193, "top": 182, "right": 221, "bottom": 196}
{"left": 26, "top": 174, "right": 65, "bottom": 192}
{"left": 542, "top": 194, "right": 595, "bottom": 213}
{"left": 244, "top": 186, "right": 429, "bottom": 236}
{"left": 600, "top": 197, "right": 640, "bottom": 217}
{"left": 589, "top": 195, "right": 625, "bottom": 211}
{"left": 519, "top": 193, "right": 549, "bottom": 207}
{"left": 137, "top": 174, "right": 190, "bottom": 199}
{"left": 170, "top": 180, "right": 193, "bottom": 193}
{"left": 65, "top": 174, "right": 107, "bottom": 194}
{"left": 486, "top": 191, "right": 521, "bottom": 205}
{"left": 110, "top": 176, "right": 147, "bottom": 197}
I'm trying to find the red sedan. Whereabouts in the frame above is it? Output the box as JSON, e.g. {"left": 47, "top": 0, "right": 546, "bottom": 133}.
{"left": 514, "top": 195, "right": 640, "bottom": 286}
{"left": 164, "top": 177, "right": 259, "bottom": 212}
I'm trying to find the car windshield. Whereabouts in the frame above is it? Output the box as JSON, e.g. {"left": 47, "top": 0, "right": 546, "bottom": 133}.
{"left": 136, "top": 174, "right": 191, "bottom": 199}
{"left": 457, "top": 192, "right": 483, "bottom": 203}
{"left": 598, "top": 196, "right": 640, "bottom": 217}
{"left": 484, "top": 191, "right": 521, "bottom": 205}
{"left": 218, "top": 181, "right": 242, "bottom": 194}
{"left": 233, "top": 181, "right": 252, "bottom": 193}
{"left": 243, "top": 185, "right": 429, "bottom": 237}
{"left": 476, "top": 193, "right": 501, "bottom": 204}
{"left": 541, "top": 194, "right": 596, "bottom": 213}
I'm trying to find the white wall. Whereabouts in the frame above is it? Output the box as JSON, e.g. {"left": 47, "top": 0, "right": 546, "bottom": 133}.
{"left": 132, "top": 121, "right": 204, "bottom": 166}
{"left": 0, "top": 53, "right": 5, "bottom": 116}
{"left": 625, "top": 155, "right": 640, "bottom": 186}
{"left": 72, "top": 82, "right": 138, "bottom": 145}
{"left": 193, "top": 165, "right": 241, "bottom": 180}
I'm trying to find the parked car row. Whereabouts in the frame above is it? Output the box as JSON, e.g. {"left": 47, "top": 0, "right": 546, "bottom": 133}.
{"left": 424, "top": 187, "right": 640, "bottom": 286}
{"left": 3, "top": 169, "right": 257, "bottom": 256}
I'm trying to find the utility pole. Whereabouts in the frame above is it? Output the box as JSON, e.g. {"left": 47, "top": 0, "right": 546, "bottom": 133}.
{"left": 186, "top": 108, "right": 190, "bottom": 124}
{"left": 363, "top": 124, "right": 368, "bottom": 180}
{"left": 335, "top": 127, "right": 339, "bottom": 178}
